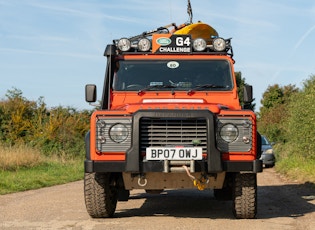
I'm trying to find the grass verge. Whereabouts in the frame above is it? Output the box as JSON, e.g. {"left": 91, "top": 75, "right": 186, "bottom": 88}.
{"left": 0, "top": 144, "right": 84, "bottom": 195}
{"left": 0, "top": 144, "right": 44, "bottom": 171}
{"left": 275, "top": 156, "right": 315, "bottom": 184}
{"left": 274, "top": 144, "right": 315, "bottom": 186}
{"left": 0, "top": 157, "right": 83, "bottom": 195}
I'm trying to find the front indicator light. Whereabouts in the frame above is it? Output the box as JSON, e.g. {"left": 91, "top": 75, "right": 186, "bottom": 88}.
{"left": 109, "top": 123, "right": 128, "bottom": 143}
{"left": 98, "top": 135, "right": 106, "bottom": 144}
{"left": 220, "top": 124, "right": 238, "bottom": 143}
{"left": 242, "top": 136, "right": 250, "bottom": 144}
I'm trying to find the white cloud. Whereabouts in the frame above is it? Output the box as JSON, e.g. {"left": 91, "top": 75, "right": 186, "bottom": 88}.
{"left": 0, "top": 47, "right": 97, "bottom": 59}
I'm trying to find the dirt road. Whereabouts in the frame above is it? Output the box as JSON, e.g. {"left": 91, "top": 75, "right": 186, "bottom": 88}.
{"left": 1, "top": 168, "right": 314, "bottom": 230}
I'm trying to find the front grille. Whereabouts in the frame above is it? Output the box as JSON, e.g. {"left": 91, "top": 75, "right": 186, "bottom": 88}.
{"left": 140, "top": 118, "right": 207, "bottom": 152}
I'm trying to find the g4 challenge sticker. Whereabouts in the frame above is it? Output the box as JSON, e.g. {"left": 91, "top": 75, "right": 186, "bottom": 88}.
{"left": 152, "top": 34, "right": 192, "bottom": 54}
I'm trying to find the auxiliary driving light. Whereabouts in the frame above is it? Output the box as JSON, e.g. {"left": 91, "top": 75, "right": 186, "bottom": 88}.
{"left": 138, "top": 38, "right": 151, "bottom": 51}
{"left": 213, "top": 37, "right": 226, "bottom": 51}
{"left": 117, "top": 38, "right": 131, "bottom": 51}
{"left": 193, "top": 38, "right": 207, "bottom": 51}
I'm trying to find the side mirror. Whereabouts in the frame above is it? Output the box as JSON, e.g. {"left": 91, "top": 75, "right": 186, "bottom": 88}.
{"left": 85, "top": 84, "right": 97, "bottom": 103}
{"left": 243, "top": 84, "right": 253, "bottom": 104}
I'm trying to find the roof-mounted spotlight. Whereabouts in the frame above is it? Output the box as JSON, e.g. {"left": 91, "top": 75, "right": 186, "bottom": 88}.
{"left": 117, "top": 38, "right": 131, "bottom": 51}
{"left": 138, "top": 38, "right": 151, "bottom": 51}
{"left": 213, "top": 37, "right": 226, "bottom": 51}
{"left": 193, "top": 38, "right": 207, "bottom": 51}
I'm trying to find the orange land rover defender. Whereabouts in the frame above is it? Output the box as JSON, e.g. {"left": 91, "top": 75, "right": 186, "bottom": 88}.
{"left": 84, "top": 22, "right": 263, "bottom": 219}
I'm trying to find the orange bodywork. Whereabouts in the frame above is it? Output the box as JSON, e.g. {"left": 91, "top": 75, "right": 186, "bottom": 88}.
{"left": 111, "top": 54, "right": 240, "bottom": 111}
{"left": 89, "top": 53, "right": 257, "bottom": 162}
{"left": 89, "top": 111, "right": 129, "bottom": 161}
{"left": 89, "top": 99, "right": 257, "bottom": 162}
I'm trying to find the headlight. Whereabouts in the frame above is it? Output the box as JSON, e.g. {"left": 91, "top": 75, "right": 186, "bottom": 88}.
{"left": 264, "top": 149, "right": 274, "bottom": 154}
{"left": 138, "top": 38, "right": 151, "bottom": 51}
{"left": 117, "top": 38, "right": 131, "bottom": 51}
{"left": 193, "top": 38, "right": 207, "bottom": 51}
{"left": 109, "top": 123, "right": 129, "bottom": 143}
{"left": 219, "top": 124, "right": 238, "bottom": 143}
{"left": 213, "top": 38, "right": 226, "bottom": 51}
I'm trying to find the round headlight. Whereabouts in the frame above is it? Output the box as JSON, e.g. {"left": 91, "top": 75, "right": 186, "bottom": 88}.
{"left": 220, "top": 124, "right": 238, "bottom": 143}
{"left": 213, "top": 38, "right": 226, "bottom": 51}
{"left": 264, "top": 149, "right": 274, "bottom": 154}
{"left": 109, "top": 123, "right": 128, "bottom": 143}
{"left": 193, "top": 38, "right": 207, "bottom": 51}
{"left": 138, "top": 38, "right": 151, "bottom": 51}
{"left": 117, "top": 38, "right": 131, "bottom": 51}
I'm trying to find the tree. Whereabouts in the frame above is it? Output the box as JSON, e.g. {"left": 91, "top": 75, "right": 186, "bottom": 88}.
{"left": 0, "top": 88, "right": 37, "bottom": 144}
{"left": 285, "top": 75, "right": 315, "bottom": 159}
{"left": 0, "top": 88, "right": 91, "bottom": 156}
{"left": 258, "top": 84, "right": 298, "bottom": 142}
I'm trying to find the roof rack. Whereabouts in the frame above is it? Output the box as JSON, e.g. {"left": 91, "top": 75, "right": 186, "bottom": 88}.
{"left": 110, "top": 22, "right": 234, "bottom": 59}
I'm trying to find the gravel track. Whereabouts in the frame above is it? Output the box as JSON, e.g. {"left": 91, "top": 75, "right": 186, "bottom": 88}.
{"left": 0, "top": 168, "right": 314, "bottom": 230}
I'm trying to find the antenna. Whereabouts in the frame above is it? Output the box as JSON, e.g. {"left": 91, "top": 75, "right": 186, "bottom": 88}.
{"left": 187, "top": 0, "right": 193, "bottom": 24}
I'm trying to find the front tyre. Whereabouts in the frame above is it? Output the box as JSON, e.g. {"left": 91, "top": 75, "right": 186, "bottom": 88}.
{"left": 84, "top": 173, "right": 118, "bottom": 218}
{"left": 232, "top": 173, "right": 257, "bottom": 219}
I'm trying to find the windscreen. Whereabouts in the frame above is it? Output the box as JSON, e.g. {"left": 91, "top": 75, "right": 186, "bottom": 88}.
{"left": 261, "top": 136, "right": 270, "bottom": 145}
{"left": 112, "top": 59, "right": 233, "bottom": 92}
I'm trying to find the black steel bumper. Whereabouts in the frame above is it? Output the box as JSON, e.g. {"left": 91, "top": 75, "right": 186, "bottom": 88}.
{"left": 84, "top": 159, "right": 263, "bottom": 173}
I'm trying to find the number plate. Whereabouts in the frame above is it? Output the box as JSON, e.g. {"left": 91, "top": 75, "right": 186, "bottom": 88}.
{"left": 146, "top": 147, "right": 202, "bottom": 160}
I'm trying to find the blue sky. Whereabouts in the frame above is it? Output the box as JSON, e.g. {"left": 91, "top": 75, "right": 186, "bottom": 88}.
{"left": 1, "top": 0, "right": 315, "bottom": 111}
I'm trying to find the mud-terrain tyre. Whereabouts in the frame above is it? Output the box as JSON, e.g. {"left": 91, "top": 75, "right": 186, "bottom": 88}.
{"left": 232, "top": 173, "right": 257, "bottom": 219}
{"left": 84, "top": 172, "right": 118, "bottom": 218}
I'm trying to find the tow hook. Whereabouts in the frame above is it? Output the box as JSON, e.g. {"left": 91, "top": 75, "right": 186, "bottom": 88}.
{"left": 137, "top": 175, "right": 148, "bottom": 187}
{"left": 193, "top": 175, "right": 209, "bottom": 191}
{"left": 183, "top": 165, "right": 209, "bottom": 190}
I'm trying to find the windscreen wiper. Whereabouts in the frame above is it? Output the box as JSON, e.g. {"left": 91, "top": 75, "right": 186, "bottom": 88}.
{"left": 138, "top": 84, "right": 177, "bottom": 94}
{"left": 187, "top": 84, "right": 226, "bottom": 94}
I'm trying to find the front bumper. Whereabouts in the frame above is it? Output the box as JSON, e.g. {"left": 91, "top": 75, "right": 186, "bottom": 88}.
{"left": 260, "top": 154, "right": 275, "bottom": 166}
{"left": 84, "top": 159, "right": 263, "bottom": 173}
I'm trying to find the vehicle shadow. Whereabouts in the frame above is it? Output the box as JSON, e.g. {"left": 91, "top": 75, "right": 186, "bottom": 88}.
{"left": 116, "top": 189, "right": 233, "bottom": 219}
{"left": 257, "top": 182, "right": 315, "bottom": 219}
{"left": 115, "top": 183, "right": 315, "bottom": 219}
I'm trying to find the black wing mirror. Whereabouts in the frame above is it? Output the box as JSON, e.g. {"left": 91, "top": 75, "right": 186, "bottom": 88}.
{"left": 85, "top": 84, "right": 97, "bottom": 103}
{"left": 243, "top": 84, "right": 253, "bottom": 104}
